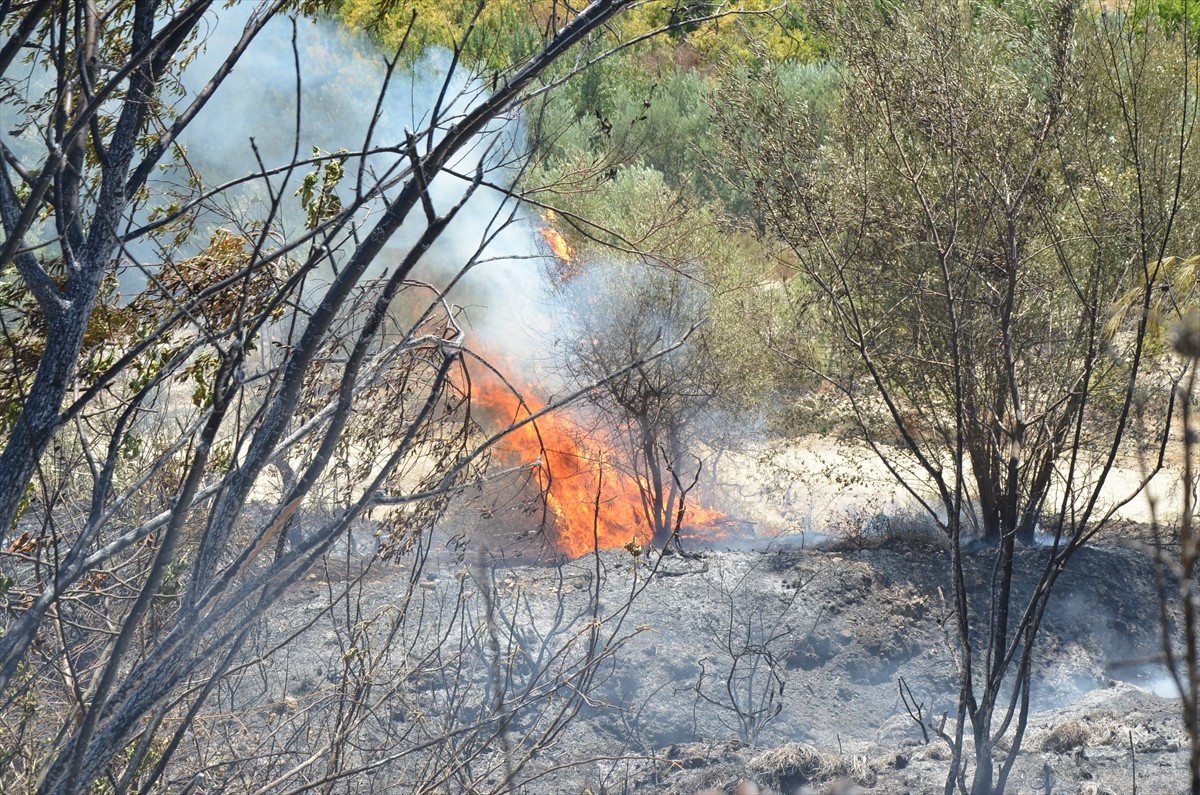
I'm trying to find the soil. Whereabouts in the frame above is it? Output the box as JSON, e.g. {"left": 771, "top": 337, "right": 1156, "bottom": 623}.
{"left": 279, "top": 527, "right": 1191, "bottom": 794}
{"left": 584, "top": 538, "right": 1187, "bottom": 794}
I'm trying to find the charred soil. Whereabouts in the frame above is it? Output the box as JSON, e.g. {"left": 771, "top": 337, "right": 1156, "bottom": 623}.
{"left": 600, "top": 538, "right": 1185, "bottom": 794}
{"left": 272, "top": 534, "right": 1186, "bottom": 794}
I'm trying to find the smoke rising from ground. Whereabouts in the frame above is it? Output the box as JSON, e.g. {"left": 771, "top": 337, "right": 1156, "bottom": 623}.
{"left": 169, "top": 5, "right": 553, "bottom": 361}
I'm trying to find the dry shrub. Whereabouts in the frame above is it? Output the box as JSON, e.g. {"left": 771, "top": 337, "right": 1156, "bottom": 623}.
{"left": 749, "top": 743, "right": 879, "bottom": 789}
{"left": 921, "top": 742, "right": 951, "bottom": 761}
{"left": 873, "top": 509, "right": 951, "bottom": 548}
{"left": 1077, "top": 783, "right": 1120, "bottom": 795}
{"left": 838, "top": 755, "right": 878, "bottom": 787}
{"left": 1040, "top": 719, "right": 1091, "bottom": 752}
{"left": 750, "top": 743, "right": 825, "bottom": 781}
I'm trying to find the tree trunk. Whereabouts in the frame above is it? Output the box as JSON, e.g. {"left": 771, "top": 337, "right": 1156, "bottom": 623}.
{"left": 0, "top": 300, "right": 94, "bottom": 534}
{"left": 971, "top": 715, "right": 995, "bottom": 795}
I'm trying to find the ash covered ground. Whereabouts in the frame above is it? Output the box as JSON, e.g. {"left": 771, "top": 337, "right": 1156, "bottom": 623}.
{"left": 266, "top": 527, "right": 1189, "bottom": 794}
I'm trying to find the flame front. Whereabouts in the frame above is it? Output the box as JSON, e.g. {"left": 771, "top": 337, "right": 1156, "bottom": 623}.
{"left": 540, "top": 227, "right": 575, "bottom": 263}
{"left": 539, "top": 210, "right": 578, "bottom": 278}
{"left": 471, "top": 372, "right": 725, "bottom": 558}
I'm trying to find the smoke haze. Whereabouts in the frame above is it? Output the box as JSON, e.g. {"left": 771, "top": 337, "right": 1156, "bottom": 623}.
{"left": 167, "top": 5, "right": 554, "bottom": 362}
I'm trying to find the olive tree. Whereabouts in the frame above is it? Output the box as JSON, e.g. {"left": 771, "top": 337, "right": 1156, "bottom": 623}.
{"left": 718, "top": 1, "right": 1200, "bottom": 792}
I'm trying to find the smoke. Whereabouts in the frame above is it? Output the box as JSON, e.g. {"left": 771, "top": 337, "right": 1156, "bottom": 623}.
{"left": 153, "top": 4, "right": 554, "bottom": 360}
{"left": 166, "top": 6, "right": 613, "bottom": 558}
{"left": 146, "top": 8, "right": 738, "bottom": 557}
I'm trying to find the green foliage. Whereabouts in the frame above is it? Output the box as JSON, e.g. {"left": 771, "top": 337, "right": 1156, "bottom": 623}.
{"left": 335, "top": 0, "right": 820, "bottom": 225}
{"left": 715, "top": 1, "right": 1200, "bottom": 781}
{"left": 540, "top": 163, "right": 778, "bottom": 421}
{"left": 0, "top": 229, "right": 286, "bottom": 448}
{"left": 0, "top": 267, "right": 141, "bottom": 435}
{"left": 714, "top": 4, "right": 1200, "bottom": 791}
{"left": 548, "top": 164, "right": 702, "bottom": 257}
{"left": 1131, "top": 0, "right": 1200, "bottom": 32}
{"left": 1109, "top": 255, "right": 1200, "bottom": 355}
{"left": 335, "top": 0, "right": 545, "bottom": 70}
{"left": 296, "top": 147, "right": 349, "bottom": 229}
{"left": 632, "top": 0, "right": 816, "bottom": 63}
{"left": 718, "top": 0, "right": 1200, "bottom": 537}
{"left": 710, "top": 59, "right": 841, "bottom": 224}
{"left": 335, "top": 0, "right": 814, "bottom": 70}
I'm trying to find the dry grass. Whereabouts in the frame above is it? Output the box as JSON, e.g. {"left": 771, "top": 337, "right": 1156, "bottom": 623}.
{"left": 1077, "top": 783, "right": 1121, "bottom": 795}
{"left": 749, "top": 743, "right": 825, "bottom": 781}
{"left": 748, "top": 743, "right": 879, "bottom": 789}
{"left": 1039, "top": 719, "right": 1092, "bottom": 752}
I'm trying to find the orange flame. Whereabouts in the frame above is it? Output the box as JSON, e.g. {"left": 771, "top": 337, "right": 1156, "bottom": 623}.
{"left": 539, "top": 210, "right": 578, "bottom": 279}
{"left": 540, "top": 226, "right": 575, "bottom": 263}
{"left": 471, "top": 370, "right": 726, "bottom": 558}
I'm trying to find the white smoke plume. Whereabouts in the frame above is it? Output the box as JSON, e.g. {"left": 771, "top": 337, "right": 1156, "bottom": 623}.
{"left": 163, "top": 5, "right": 554, "bottom": 363}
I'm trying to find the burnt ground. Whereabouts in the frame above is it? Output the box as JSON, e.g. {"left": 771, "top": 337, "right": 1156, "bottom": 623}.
{"left": 595, "top": 539, "right": 1186, "bottom": 794}
{"left": 269, "top": 530, "right": 1190, "bottom": 794}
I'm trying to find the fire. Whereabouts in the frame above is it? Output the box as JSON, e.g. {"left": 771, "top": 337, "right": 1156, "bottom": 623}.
{"left": 539, "top": 210, "right": 578, "bottom": 278}
{"left": 540, "top": 226, "right": 575, "bottom": 263}
{"left": 470, "top": 370, "right": 726, "bottom": 558}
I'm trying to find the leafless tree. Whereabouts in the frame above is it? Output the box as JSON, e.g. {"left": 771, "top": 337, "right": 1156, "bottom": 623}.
{"left": 690, "top": 553, "right": 804, "bottom": 743}
{"left": 1147, "top": 307, "right": 1200, "bottom": 795}
{"left": 557, "top": 259, "right": 723, "bottom": 549}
